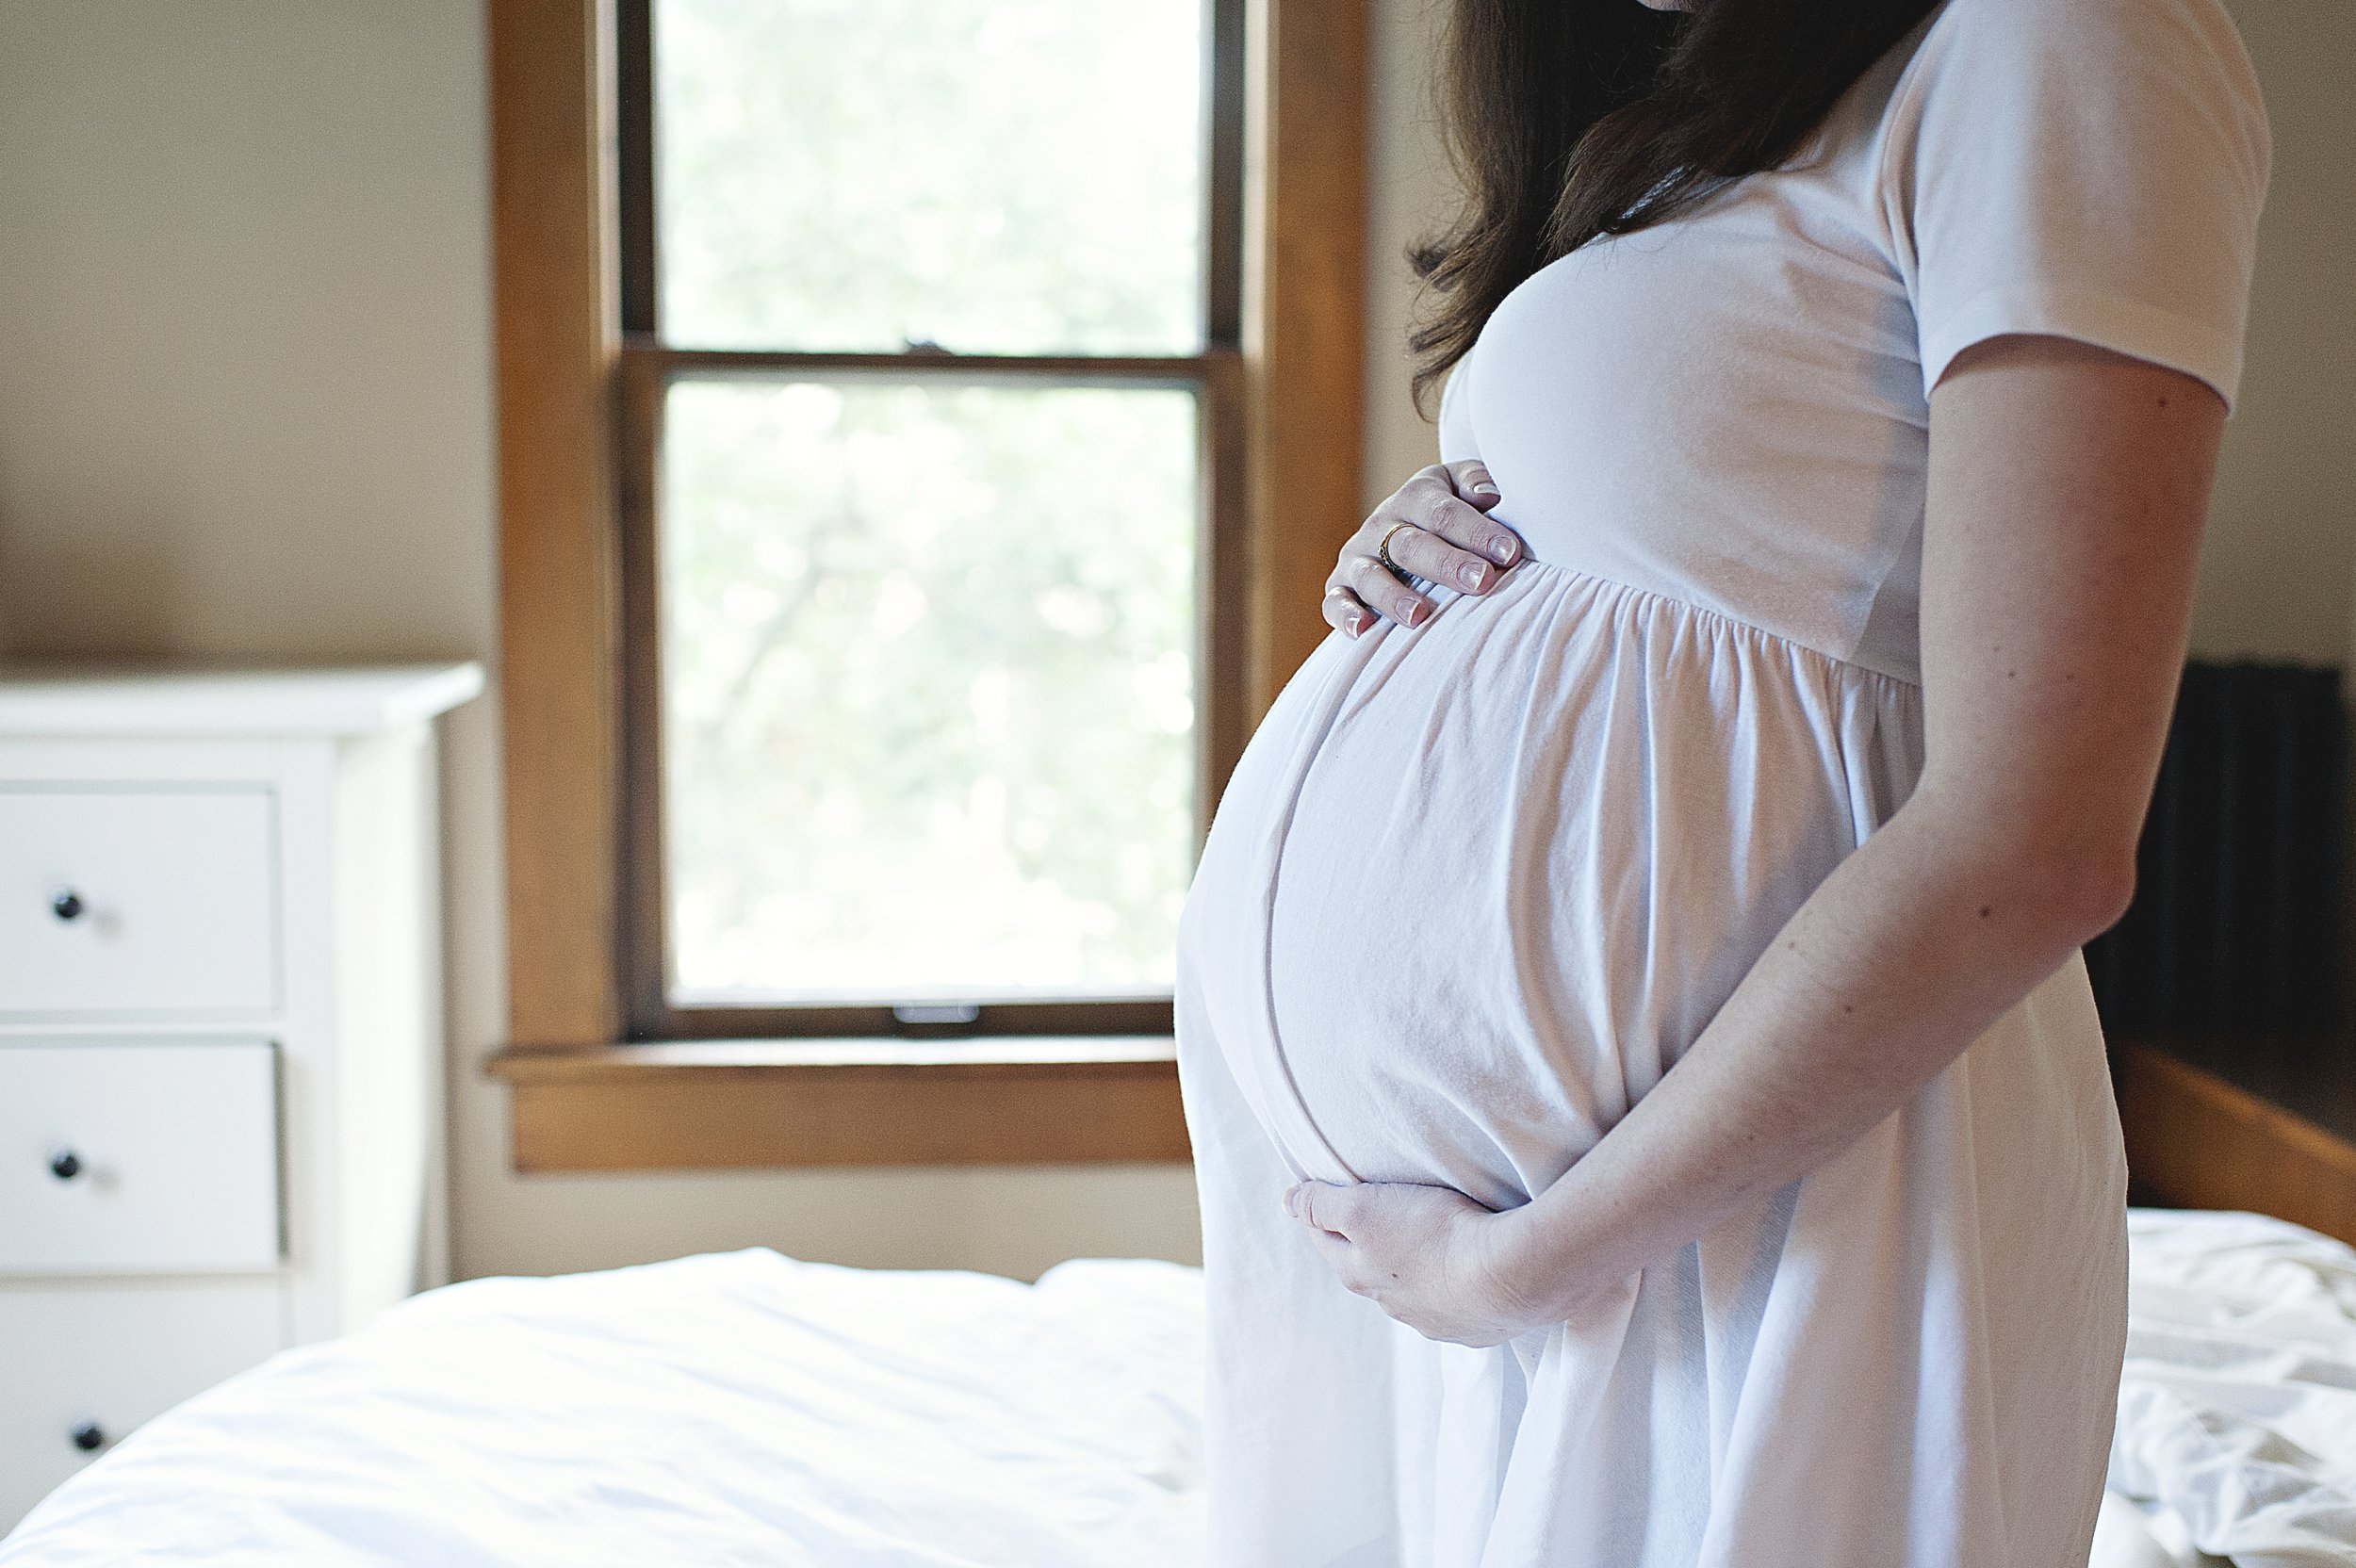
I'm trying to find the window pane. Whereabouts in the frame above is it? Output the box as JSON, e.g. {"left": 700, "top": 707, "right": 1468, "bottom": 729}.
{"left": 655, "top": 0, "right": 1205, "bottom": 355}
{"left": 662, "top": 379, "right": 1198, "bottom": 1002}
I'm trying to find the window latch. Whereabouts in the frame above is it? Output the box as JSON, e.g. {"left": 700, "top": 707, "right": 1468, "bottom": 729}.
{"left": 892, "top": 1002, "right": 980, "bottom": 1033}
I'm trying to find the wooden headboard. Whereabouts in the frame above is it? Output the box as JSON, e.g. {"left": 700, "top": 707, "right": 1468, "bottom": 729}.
{"left": 2115, "top": 1038, "right": 2356, "bottom": 1248}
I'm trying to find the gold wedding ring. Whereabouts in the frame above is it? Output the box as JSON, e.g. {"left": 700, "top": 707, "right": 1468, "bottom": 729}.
{"left": 1376, "top": 521, "right": 1415, "bottom": 577}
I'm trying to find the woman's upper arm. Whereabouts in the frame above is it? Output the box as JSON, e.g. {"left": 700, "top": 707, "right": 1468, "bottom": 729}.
{"left": 1915, "top": 335, "right": 2225, "bottom": 916}
{"left": 1889, "top": 0, "right": 2262, "bottom": 921}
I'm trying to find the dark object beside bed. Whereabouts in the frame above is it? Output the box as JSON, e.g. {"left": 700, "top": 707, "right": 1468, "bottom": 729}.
{"left": 2086, "top": 659, "right": 2346, "bottom": 1037}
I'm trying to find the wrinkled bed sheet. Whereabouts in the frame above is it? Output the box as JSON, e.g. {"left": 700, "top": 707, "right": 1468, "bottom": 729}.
{"left": 2098, "top": 1210, "right": 2356, "bottom": 1568}
{"left": 3, "top": 1211, "right": 2353, "bottom": 1567}
{"left": 0, "top": 1252, "right": 1206, "bottom": 1567}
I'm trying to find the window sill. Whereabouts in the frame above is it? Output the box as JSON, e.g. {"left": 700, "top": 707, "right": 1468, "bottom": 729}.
{"left": 485, "top": 1037, "right": 1189, "bottom": 1171}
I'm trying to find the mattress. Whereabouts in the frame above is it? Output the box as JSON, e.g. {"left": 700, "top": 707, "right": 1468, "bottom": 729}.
{"left": 3, "top": 1210, "right": 2352, "bottom": 1566}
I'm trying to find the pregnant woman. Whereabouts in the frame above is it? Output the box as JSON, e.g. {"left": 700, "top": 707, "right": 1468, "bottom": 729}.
{"left": 1174, "top": 0, "right": 2268, "bottom": 1562}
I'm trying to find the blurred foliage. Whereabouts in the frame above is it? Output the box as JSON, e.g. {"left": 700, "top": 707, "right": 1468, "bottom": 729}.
{"left": 663, "top": 381, "right": 1198, "bottom": 1000}
{"left": 653, "top": 0, "right": 1208, "bottom": 1000}
{"left": 657, "top": 0, "right": 1204, "bottom": 353}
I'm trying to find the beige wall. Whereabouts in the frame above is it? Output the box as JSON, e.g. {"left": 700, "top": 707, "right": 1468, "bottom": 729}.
{"left": 1358, "top": 0, "right": 2356, "bottom": 671}
{"left": 0, "top": 0, "right": 1200, "bottom": 1283}
{"left": 1, "top": 0, "right": 2348, "bottom": 1281}
{"left": 2195, "top": 0, "right": 2356, "bottom": 668}
{"left": 1360, "top": 0, "right": 1457, "bottom": 518}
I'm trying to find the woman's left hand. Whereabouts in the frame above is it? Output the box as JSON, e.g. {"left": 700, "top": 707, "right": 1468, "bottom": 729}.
{"left": 1284, "top": 1179, "right": 1549, "bottom": 1348}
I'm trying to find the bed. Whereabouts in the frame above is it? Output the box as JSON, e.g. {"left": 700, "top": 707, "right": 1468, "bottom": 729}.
{"left": 2, "top": 1211, "right": 2350, "bottom": 1567}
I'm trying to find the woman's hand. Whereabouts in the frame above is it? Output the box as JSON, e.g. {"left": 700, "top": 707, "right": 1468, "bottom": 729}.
{"left": 1284, "top": 1179, "right": 1552, "bottom": 1348}
{"left": 1323, "top": 461, "right": 1524, "bottom": 637}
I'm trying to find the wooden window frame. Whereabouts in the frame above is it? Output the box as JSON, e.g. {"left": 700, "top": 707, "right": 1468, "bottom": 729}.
{"left": 485, "top": 0, "right": 1368, "bottom": 1168}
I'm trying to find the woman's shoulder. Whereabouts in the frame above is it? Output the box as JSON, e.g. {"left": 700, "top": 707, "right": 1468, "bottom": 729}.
{"left": 1874, "top": 0, "right": 2269, "bottom": 412}
{"left": 1873, "top": 0, "right": 2269, "bottom": 225}
{"left": 1893, "top": 0, "right": 2264, "bottom": 127}
{"left": 1913, "top": 0, "right": 2247, "bottom": 52}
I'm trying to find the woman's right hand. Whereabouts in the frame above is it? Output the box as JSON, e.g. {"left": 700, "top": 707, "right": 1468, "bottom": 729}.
{"left": 1322, "top": 460, "right": 1524, "bottom": 637}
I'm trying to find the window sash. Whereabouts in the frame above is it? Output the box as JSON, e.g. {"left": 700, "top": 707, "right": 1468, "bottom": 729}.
{"left": 614, "top": 0, "right": 1245, "bottom": 352}
{"left": 613, "top": 343, "right": 1245, "bottom": 1038}
{"left": 613, "top": 1, "right": 1244, "bottom": 1037}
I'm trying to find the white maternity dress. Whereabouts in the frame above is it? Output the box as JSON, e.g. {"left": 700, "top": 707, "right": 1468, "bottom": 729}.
{"left": 1174, "top": 0, "right": 2270, "bottom": 1563}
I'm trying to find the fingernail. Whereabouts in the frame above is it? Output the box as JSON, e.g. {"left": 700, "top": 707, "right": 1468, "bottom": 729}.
{"left": 1487, "top": 536, "right": 1518, "bottom": 564}
{"left": 1471, "top": 482, "right": 1499, "bottom": 498}
{"left": 1457, "top": 562, "right": 1486, "bottom": 591}
{"left": 1399, "top": 598, "right": 1424, "bottom": 625}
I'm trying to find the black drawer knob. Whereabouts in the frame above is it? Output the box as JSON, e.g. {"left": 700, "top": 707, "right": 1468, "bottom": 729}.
{"left": 51, "top": 890, "right": 85, "bottom": 922}
{"left": 71, "top": 1423, "right": 105, "bottom": 1453}
{"left": 47, "top": 1148, "right": 82, "bottom": 1182}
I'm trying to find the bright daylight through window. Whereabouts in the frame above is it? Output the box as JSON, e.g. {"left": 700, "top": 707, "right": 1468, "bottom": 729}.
{"left": 646, "top": 0, "right": 1214, "bottom": 1009}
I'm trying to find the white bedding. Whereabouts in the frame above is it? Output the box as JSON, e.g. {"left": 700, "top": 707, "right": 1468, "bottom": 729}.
{"left": 2098, "top": 1211, "right": 2356, "bottom": 1568}
{"left": 0, "top": 1252, "right": 1206, "bottom": 1567}
{"left": 3, "top": 1211, "right": 2352, "bottom": 1567}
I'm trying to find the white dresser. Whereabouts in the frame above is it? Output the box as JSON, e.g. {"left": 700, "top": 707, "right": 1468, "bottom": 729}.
{"left": 0, "top": 664, "right": 481, "bottom": 1527}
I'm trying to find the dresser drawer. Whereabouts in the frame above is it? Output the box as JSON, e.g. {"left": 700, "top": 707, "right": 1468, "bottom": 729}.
{"left": 0, "top": 788, "right": 277, "bottom": 1015}
{"left": 0, "top": 1279, "right": 285, "bottom": 1530}
{"left": 0, "top": 1040, "right": 282, "bottom": 1276}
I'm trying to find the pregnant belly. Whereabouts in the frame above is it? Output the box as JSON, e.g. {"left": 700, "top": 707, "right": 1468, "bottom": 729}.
{"left": 1179, "top": 565, "right": 1919, "bottom": 1210}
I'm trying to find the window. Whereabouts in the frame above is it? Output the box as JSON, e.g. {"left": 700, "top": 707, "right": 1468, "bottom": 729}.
{"left": 614, "top": 0, "right": 1245, "bottom": 1039}
{"left": 484, "top": 0, "right": 1366, "bottom": 1167}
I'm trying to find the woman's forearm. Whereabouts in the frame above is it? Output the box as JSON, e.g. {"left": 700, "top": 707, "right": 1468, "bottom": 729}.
{"left": 1497, "top": 343, "right": 2217, "bottom": 1319}
{"left": 1285, "top": 344, "right": 2218, "bottom": 1347}
{"left": 1498, "top": 784, "right": 2131, "bottom": 1317}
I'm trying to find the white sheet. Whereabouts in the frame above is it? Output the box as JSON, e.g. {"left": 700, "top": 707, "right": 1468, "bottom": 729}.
{"left": 2108, "top": 1210, "right": 2356, "bottom": 1567}
{"left": 3, "top": 1212, "right": 2351, "bottom": 1567}
{"left": 0, "top": 1251, "right": 1206, "bottom": 1567}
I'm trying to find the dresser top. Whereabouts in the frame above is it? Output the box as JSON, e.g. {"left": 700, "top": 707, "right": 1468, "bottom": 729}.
{"left": 0, "top": 662, "right": 483, "bottom": 738}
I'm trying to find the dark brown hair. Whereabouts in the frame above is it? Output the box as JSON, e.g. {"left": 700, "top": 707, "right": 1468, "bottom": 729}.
{"left": 1409, "top": 0, "right": 1942, "bottom": 410}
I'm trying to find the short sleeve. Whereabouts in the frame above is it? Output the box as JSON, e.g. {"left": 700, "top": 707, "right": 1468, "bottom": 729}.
{"left": 1880, "top": 0, "right": 2270, "bottom": 411}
